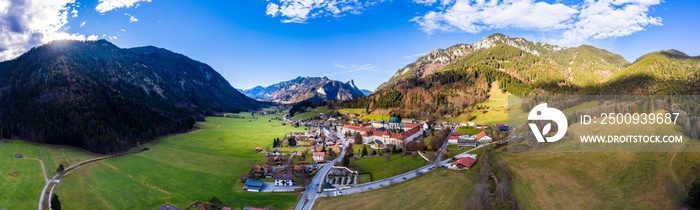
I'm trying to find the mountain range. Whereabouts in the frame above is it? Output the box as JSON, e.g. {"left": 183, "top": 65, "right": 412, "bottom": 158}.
{"left": 343, "top": 33, "right": 700, "bottom": 119}
{"left": 242, "top": 76, "right": 365, "bottom": 103}
{"left": 0, "top": 40, "right": 259, "bottom": 154}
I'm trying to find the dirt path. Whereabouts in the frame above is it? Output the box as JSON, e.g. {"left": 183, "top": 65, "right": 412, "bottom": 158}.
{"left": 668, "top": 152, "right": 686, "bottom": 191}
{"left": 24, "top": 158, "right": 48, "bottom": 183}
{"left": 185, "top": 124, "right": 222, "bottom": 134}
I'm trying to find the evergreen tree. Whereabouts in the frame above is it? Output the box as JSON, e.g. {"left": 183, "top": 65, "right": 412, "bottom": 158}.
{"left": 51, "top": 194, "right": 61, "bottom": 210}
{"left": 342, "top": 155, "right": 350, "bottom": 167}
{"left": 689, "top": 179, "right": 700, "bottom": 208}
{"left": 56, "top": 164, "right": 64, "bottom": 174}
{"left": 208, "top": 196, "right": 223, "bottom": 209}
{"left": 288, "top": 137, "right": 297, "bottom": 147}
{"left": 361, "top": 145, "right": 368, "bottom": 157}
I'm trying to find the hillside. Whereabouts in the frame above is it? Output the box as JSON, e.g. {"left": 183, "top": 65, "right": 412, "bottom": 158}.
{"left": 0, "top": 40, "right": 260, "bottom": 154}
{"left": 342, "top": 34, "right": 698, "bottom": 120}
{"left": 242, "top": 76, "right": 365, "bottom": 103}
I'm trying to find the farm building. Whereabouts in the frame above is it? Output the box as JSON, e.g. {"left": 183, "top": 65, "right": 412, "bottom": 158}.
{"left": 244, "top": 179, "right": 264, "bottom": 192}
{"left": 452, "top": 156, "right": 477, "bottom": 169}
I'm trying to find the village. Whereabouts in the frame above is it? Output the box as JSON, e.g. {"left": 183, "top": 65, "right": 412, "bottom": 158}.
{"left": 238, "top": 109, "right": 513, "bottom": 210}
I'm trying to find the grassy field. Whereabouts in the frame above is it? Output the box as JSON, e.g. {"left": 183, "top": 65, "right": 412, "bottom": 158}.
{"left": 337, "top": 108, "right": 391, "bottom": 121}
{"left": 500, "top": 113, "right": 700, "bottom": 209}
{"left": 0, "top": 140, "right": 100, "bottom": 209}
{"left": 314, "top": 169, "right": 476, "bottom": 210}
{"left": 499, "top": 151, "right": 700, "bottom": 209}
{"left": 351, "top": 154, "right": 428, "bottom": 182}
{"left": 55, "top": 113, "right": 307, "bottom": 209}
{"left": 292, "top": 106, "right": 329, "bottom": 120}
{"left": 449, "top": 82, "right": 511, "bottom": 124}
{"left": 456, "top": 126, "right": 492, "bottom": 135}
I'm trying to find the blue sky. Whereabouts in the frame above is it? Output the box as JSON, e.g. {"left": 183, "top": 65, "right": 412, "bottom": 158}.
{"left": 2, "top": 0, "right": 699, "bottom": 91}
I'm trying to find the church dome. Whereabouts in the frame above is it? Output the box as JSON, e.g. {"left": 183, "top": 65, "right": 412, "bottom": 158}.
{"left": 389, "top": 116, "right": 400, "bottom": 123}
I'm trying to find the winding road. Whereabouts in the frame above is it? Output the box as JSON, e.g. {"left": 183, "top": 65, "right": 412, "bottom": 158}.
{"left": 296, "top": 126, "right": 458, "bottom": 209}
{"left": 37, "top": 154, "right": 123, "bottom": 210}
{"left": 295, "top": 130, "right": 348, "bottom": 210}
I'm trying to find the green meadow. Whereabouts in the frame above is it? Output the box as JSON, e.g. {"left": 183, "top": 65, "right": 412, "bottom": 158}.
{"left": 351, "top": 154, "right": 428, "bottom": 182}
{"left": 448, "top": 82, "right": 512, "bottom": 124}
{"left": 0, "top": 140, "right": 100, "bottom": 210}
{"left": 55, "top": 113, "right": 306, "bottom": 209}
{"left": 292, "top": 106, "right": 329, "bottom": 120}
{"left": 314, "top": 168, "right": 478, "bottom": 210}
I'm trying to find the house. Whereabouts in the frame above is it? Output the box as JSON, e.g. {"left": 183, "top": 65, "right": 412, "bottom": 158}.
{"left": 458, "top": 139, "right": 478, "bottom": 148}
{"left": 422, "top": 121, "right": 432, "bottom": 130}
{"left": 313, "top": 152, "right": 325, "bottom": 163}
{"left": 452, "top": 156, "right": 477, "bottom": 169}
{"left": 159, "top": 204, "right": 181, "bottom": 210}
{"left": 254, "top": 147, "right": 262, "bottom": 153}
{"left": 273, "top": 172, "right": 294, "bottom": 186}
{"left": 251, "top": 165, "right": 265, "bottom": 178}
{"left": 291, "top": 132, "right": 306, "bottom": 137}
{"left": 476, "top": 131, "right": 493, "bottom": 144}
{"left": 293, "top": 165, "right": 304, "bottom": 174}
{"left": 272, "top": 156, "right": 283, "bottom": 164}
{"left": 447, "top": 133, "right": 462, "bottom": 145}
{"left": 270, "top": 149, "right": 281, "bottom": 156}
{"left": 244, "top": 179, "right": 264, "bottom": 192}
{"left": 475, "top": 125, "right": 490, "bottom": 130}
{"left": 467, "top": 122, "right": 476, "bottom": 127}
{"left": 265, "top": 166, "right": 275, "bottom": 178}
{"left": 495, "top": 123, "right": 509, "bottom": 131}
{"left": 15, "top": 153, "right": 22, "bottom": 158}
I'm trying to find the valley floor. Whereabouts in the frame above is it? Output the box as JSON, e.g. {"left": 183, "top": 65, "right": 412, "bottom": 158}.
{"left": 0, "top": 140, "right": 99, "bottom": 209}
{"left": 54, "top": 114, "right": 306, "bottom": 209}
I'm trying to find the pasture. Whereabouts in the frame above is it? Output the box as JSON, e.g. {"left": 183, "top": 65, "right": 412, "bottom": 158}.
{"left": 314, "top": 169, "right": 476, "bottom": 210}
{"left": 55, "top": 113, "right": 306, "bottom": 209}
{"left": 0, "top": 140, "right": 99, "bottom": 209}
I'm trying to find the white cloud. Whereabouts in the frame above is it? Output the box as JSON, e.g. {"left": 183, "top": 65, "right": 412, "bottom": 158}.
{"left": 560, "top": 0, "right": 662, "bottom": 44}
{"left": 125, "top": 13, "right": 138, "bottom": 23}
{"left": 326, "top": 62, "right": 380, "bottom": 76}
{"left": 401, "top": 52, "right": 429, "bottom": 59}
{"left": 0, "top": 0, "right": 96, "bottom": 61}
{"left": 80, "top": 21, "right": 86, "bottom": 27}
{"left": 86, "top": 34, "right": 99, "bottom": 41}
{"left": 411, "top": 0, "right": 663, "bottom": 45}
{"left": 265, "top": 0, "right": 383, "bottom": 23}
{"left": 95, "top": 0, "right": 151, "bottom": 13}
{"left": 411, "top": 0, "right": 578, "bottom": 34}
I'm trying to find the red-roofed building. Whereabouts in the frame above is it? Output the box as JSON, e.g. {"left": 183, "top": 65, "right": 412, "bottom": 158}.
{"left": 475, "top": 131, "right": 492, "bottom": 143}
{"left": 342, "top": 119, "right": 426, "bottom": 149}
{"left": 453, "top": 156, "right": 477, "bottom": 169}
{"left": 313, "top": 152, "right": 325, "bottom": 163}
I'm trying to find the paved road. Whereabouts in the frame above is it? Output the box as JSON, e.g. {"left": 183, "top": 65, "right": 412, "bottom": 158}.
{"left": 295, "top": 131, "right": 348, "bottom": 210}
{"left": 319, "top": 126, "right": 458, "bottom": 198}
{"left": 38, "top": 154, "right": 124, "bottom": 210}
